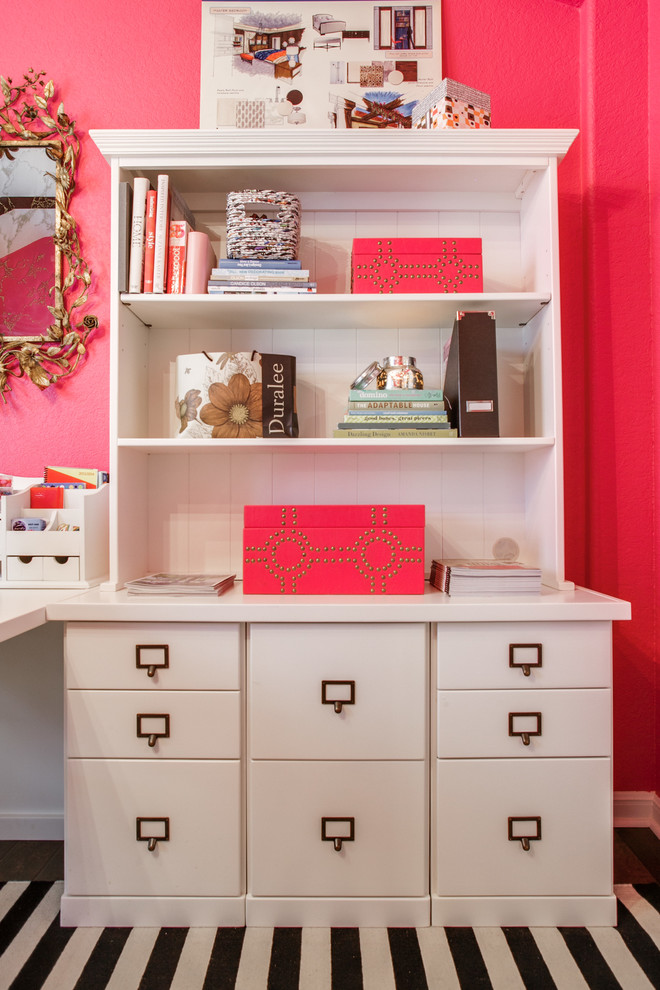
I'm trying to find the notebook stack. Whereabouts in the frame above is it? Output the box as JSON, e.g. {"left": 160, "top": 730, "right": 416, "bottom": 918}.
{"left": 333, "top": 388, "right": 457, "bottom": 438}
{"left": 430, "top": 559, "right": 542, "bottom": 595}
{"left": 207, "top": 258, "right": 316, "bottom": 295}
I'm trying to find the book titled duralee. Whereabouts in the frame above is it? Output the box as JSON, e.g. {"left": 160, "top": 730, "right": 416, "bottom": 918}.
{"left": 174, "top": 351, "right": 298, "bottom": 438}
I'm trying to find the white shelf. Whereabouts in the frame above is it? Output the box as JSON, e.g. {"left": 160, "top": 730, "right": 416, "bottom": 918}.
{"left": 47, "top": 584, "right": 631, "bottom": 625}
{"left": 120, "top": 292, "right": 549, "bottom": 331}
{"left": 92, "top": 128, "right": 578, "bottom": 194}
{"left": 117, "top": 437, "right": 555, "bottom": 454}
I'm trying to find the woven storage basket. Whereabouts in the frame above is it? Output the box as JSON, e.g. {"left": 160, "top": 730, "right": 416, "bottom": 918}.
{"left": 226, "top": 189, "right": 301, "bottom": 260}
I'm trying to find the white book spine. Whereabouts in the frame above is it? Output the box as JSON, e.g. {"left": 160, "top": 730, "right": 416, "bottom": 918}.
{"left": 128, "top": 177, "right": 149, "bottom": 293}
{"left": 153, "top": 174, "right": 170, "bottom": 293}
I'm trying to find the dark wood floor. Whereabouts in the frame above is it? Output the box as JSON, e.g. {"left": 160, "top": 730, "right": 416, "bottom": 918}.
{"left": 613, "top": 827, "right": 660, "bottom": 883}
{"left": 0, "top": 828, "right": 658, "bottom": 884}
{"left": 0, "top": 839, "right": 64, "bottom": 882}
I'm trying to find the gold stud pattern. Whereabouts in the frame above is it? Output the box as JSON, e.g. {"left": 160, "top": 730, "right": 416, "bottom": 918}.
{"left": 244, "top": 507, "right": 420, "bottom": 594}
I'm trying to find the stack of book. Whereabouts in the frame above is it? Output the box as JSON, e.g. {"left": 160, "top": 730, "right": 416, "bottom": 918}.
{"left": 125, "top": 573, "right": 236, "bottom": 596}
{"left": 430, "top": 559, "right": 542, "bottom": 595}
{"left": 333, "top": 388, "right": 457, "bottom": 438}
{"left": 125, "top": 175, "right": 210, "bottom": 295}
{"left": 208, "top": 258, "right": 316, "bottom": 295}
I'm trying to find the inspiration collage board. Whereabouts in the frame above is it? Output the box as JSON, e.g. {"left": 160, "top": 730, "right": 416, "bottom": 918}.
{"left": 200, "top": 2, "right": 442, "bottom": 129}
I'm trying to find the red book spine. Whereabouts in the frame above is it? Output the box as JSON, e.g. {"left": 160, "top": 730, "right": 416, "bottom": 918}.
{"left": 142, "top": 189, "right": 158, "bottom": 292}
{"left": 167, "top": 220, "right": 190, "bottom": 294}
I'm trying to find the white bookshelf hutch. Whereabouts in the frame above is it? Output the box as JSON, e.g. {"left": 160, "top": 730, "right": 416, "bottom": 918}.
{"left": 48, "top": 129, "right": 630, "bottom": 928}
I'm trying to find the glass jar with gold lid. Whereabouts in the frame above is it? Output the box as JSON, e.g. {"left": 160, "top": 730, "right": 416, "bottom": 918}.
{"left": 377, "top": 356, "right": 424, "bottom": 390}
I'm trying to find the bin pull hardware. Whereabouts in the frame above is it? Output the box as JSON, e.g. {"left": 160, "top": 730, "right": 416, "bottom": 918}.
{"left": 136, "top": 816, "right": 170, "bottom": 851}
{"left": 508, "top": 816, "right": 542, "bottom": 851}
{"left": 508, "top": 712, "right": 542, "bottom": 746}
{"left": 509, "top": 643, "right": 543, "bottom": 677}
{"left": 322, "top": 816, "right": 355, "bottom": 851}
{"left": 136, "top": 713, "right": 171, "bottom": 747}
{"left": 136, "top": 644, "right": 170, "bottom": 678}
{"left": 321, "top": 680, "right": 356, "bottom": 714}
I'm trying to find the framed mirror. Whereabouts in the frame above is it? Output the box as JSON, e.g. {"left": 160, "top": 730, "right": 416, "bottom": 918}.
{"left": 0, "top": 70, "right": 97, "bottom": 399}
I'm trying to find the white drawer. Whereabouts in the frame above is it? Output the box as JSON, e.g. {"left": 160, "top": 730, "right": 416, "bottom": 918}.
{"left": 437, "top": 688, "right": 611, "bottom": 758}
{"left": 437, "top": 621, "right": 611, "bottom": 689}
{"left": 43, "top": 555, "right": 80, "bottom": 582}
{"left": 249, "top": 622, "right": 427, "bottom": 759}
{"left": 66, "top": 759, "right": 243, "bottom": 896}
{"left": 249, "top": 760, "right": 428, "bottom": 897}
{"left": 434, "top": 757, "right": 611, "bottom": 896}
{"left": 6, "top": 555, "right": 44, "bottom": 581}
{"left": 65, "top": 622, "right": 242, "bottom": 690}
{"left": 68, "top": 690, "right": 241, "bottom": 759}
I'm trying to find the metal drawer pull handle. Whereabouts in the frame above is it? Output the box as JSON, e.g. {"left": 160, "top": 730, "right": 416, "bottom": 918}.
{"left": 136, "top": 644, "right": 170, "bottom": 678}
{"left": 321, "top": 680, "right": 356, "bottom": 714}
{"left": 136, "top": 816, "right": 170, "bottom": 851}
{"left": 322, "top": 816, "right": 355, "bottom": 851}
{"left": 508, "top": 712, "right": 542, "bottom": 746}
{"left": 509, "top": 643, "right": 542, "bottom": 677}
{"left": 136, "top": 713, "right": 171, "bottom": 747}
{"left": 508, "top": 816, "right": 541, "bottom": 851}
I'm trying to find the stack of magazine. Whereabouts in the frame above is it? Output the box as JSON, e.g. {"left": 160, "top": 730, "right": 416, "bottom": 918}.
{"left": 125, "top": 573, "right": 235, "bottom": 596}
{"left": 430, "top": 559, "right": 542, "bottom": 596}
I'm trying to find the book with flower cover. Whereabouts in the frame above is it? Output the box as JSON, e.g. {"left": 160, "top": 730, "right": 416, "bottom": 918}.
{"left": 174, "top": 351, "right": 298, "bottom": 438}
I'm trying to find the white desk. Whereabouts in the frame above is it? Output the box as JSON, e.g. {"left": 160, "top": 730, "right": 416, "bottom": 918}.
{"left": 0, "top": 588, "right": 79, "bottom": 840}
{"left": 0, "top": 589, "right": 77, "bottom": 643}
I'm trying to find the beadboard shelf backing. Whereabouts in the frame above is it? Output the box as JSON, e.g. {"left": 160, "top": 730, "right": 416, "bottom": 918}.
{"left": 120, "top": 293, "right": 551, "bottom": 332}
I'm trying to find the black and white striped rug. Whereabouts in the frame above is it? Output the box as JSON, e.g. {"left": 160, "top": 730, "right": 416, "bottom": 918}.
{"left": 0, "top": 881, "right": 658, "bottom": 989}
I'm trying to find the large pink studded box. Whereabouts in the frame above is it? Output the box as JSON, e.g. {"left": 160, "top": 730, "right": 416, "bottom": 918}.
{"left": 243, "top": 504, "right": 425, "bottom": 595}
{"left": 351, "top": 237, "right": 483, "bottom": 294}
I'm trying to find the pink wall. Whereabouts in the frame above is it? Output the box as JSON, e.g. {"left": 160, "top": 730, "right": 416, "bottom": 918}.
{"left": 579, "top": 0, "right": 656, "bottom": 793}
{"left": 650, "top": 0, "right": 660, "bottom": 800}
{"left": 2, "top": 0, "right": 657, "bottom": 792}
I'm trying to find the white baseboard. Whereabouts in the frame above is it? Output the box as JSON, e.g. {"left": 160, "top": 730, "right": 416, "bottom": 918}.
{"left": 613, "top": 791, "right": 660, "bottom": 838}
{"left": 0, "top": 815, "right": 64, "bottom": 840}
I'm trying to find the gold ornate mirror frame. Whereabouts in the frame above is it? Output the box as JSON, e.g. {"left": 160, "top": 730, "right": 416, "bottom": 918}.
{"left": 0, "top": 69, "right": 97, "bottom": 400}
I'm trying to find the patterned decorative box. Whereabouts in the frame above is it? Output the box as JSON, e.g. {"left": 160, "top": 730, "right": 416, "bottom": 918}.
{"left": 351, "top": 237, "right": 482, "bottom": 294}
{"left": 412, "top": 78, "right": 491, "bottom": 130}
{"left": 226, "top": 189, "right": 301, "bottom": 260}
{"left": 243, "top": 504, "right": 425, "bottom": 595}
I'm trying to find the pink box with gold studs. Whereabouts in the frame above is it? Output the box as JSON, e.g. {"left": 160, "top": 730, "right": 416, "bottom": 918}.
{"left": 243, "top": 504, "right": 425, "bottom": 595}
{"left": 351, "top": 237, "right": 482, "bottom": 294}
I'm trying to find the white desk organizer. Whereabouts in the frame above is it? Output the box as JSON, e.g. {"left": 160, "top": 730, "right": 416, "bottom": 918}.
{"left": 0, "top": 485, "right": 109, "bottom": 588}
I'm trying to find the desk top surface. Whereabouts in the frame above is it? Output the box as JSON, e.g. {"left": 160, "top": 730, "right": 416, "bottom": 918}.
{"left": 0, "top": 589, "right": 76, "bottom": 643}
